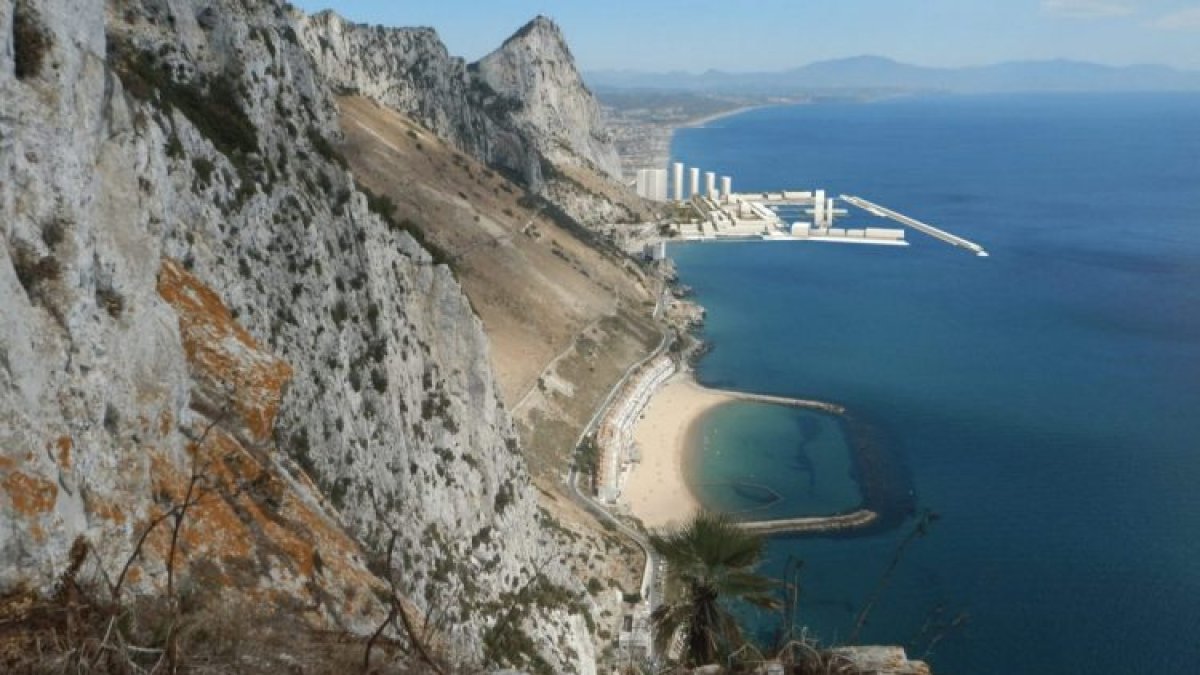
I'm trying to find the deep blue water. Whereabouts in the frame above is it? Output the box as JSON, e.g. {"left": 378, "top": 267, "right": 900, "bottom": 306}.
{"left": 669, "top": 93, "right": 1200, "bottom": 675}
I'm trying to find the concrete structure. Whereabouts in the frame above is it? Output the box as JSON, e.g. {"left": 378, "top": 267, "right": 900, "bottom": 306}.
{"left": 689, "top": 167, "right": 700, "bottom": 198}
{"left": 650, "top": 179, "right": 974, "bottom": 253}
{"left": 842, "top": 194, "right": 988, "bottom": 256}
{"left": 643, "top": 241, "right": 667, "bottom": 261}
{"left": 865, "top": 227, "right": 906, "bottom": 241}
{"left": 672, "top": 162, "right": 685, "bottom": 202}
{"left": 636, "top": 168, "right": 669, "bottom": 202}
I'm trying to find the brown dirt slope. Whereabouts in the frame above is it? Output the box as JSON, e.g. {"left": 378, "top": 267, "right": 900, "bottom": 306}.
{"left": 337, "top": 96, "right": 656, "bottom": 409}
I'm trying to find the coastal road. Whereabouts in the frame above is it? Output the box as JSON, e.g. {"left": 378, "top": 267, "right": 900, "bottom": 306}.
{"left": 562, "top": 290, "right": 673, "bottom": 657}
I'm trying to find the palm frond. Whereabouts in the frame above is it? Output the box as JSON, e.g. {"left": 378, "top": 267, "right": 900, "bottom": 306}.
{"left": 648, "top": 510, "right": 785, "bottom": 666}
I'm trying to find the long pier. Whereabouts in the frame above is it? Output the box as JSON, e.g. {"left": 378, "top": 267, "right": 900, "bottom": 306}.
{"left": 841, "top": 195, "right": 988, "bottom": 257}
{"left": 710, "top": 387, "right": 846, "bottom": 416}
{"left": 738, "top": 508, "right": 879, "bottom": 535}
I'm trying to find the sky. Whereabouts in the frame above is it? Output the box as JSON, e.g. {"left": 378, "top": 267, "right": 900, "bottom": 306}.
{"left": 290, "top": 1, "right": 1200, "bottom": 72}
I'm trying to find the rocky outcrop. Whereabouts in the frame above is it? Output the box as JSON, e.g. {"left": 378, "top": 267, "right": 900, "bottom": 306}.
{"left": 294, "top": 9, "right": 537, "bottom": 180}
{"left": 1, "top": 0, "right": 595, "bottom": 671}
{"left": 473, "top": 16, "right": 622, "bottom": 180}
{"left": 832, "top": 646, "right": 933, "bottom": 675}
{"left": 295, "top": 9, "right": 652, "bottom": 227}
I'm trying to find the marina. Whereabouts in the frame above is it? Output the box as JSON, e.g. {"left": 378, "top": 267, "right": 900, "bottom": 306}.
{"left": 634, "top": 161, "right": 988, "bottom": 257}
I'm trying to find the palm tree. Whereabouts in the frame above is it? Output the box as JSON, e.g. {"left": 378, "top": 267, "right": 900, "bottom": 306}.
{"left": 649, "top": 511, "right": 780, "bottom": 666}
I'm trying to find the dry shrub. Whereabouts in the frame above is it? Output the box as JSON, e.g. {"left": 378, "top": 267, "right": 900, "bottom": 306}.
{"left": 13, "top": 0, "right": 51, "bottom": 81}
{"left": 0, "top": 536, "right": 437, "bottom": 674}
{"left": 10, "top": 243, "right": 60, "bottom": 293}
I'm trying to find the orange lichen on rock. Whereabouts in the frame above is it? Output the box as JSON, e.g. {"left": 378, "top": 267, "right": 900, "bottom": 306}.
{"left": 158, "top": 410, "right": 173, "bottom": 438}
{"left": 53, "top": 437, "right": 72, "bottom": 470}
{"left": 156, "top": 258, "right": 293, "bottom": 445}
{"left": 135, "top": 427, "right": 381, "bottom": 607}
{"left": 2, "top": 472, "right": 58, "bottom": 516}
{"left": 85, "top": 495, "right": 128, "bottom": 525}
{"left": 140, "top": 439, "right": 254, "bottom": 564}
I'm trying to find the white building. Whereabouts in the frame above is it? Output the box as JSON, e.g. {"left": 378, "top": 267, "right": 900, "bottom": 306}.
{"left": 720, "top": 176, "right": 732, "bottom": 203}
{"left": 689, "top": 167, "right": 700, "bottom": 198}
{"left": 635, "top": 168, "right": 670, "bottom": 202}
{"left": 704, "top": 172, "right": 716, "bottom": 201}
{"left": 643, "top": 241, "right": 667, "bottom": 261}
{"left": 672, "top": 162, "right": 685, "bottom": 202}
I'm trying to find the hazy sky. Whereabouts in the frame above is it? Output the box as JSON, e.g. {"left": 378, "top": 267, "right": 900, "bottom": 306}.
{"left": 291, "top": 1, "right": 1200, "bottom": 71}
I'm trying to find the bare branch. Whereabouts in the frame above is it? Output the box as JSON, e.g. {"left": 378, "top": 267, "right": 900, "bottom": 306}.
{"left": 848, "top": 509, "right": 938, "bottom": 644}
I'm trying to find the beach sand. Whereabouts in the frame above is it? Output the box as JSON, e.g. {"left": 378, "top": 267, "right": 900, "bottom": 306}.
{"left": 624, "top": 373, "right": 737, "bottom": 529}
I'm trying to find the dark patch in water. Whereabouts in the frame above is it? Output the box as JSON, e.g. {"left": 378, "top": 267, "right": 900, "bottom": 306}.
{"left": 704, "top": 481, "right": 784, "bottom": 514}
{"left": 731, "top": 481, "right": 782, "bottom": 506}
{"left": 791, "top": 414, "right": 823, "bottom": 494}
{"left": 772, "top": 405, "right": 917, "bottom": 541}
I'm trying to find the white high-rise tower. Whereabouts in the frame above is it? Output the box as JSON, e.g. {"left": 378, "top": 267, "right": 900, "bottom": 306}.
{"left": 654, "top": 169, "right": 669, "bottom": 201}
{"left": 705, "top": 172, "right": 716, "bottom": 200}
{"left": 689, "top": 168, "right": 700, "bottom": 198}
{"left": 672, "top": 163, "right": 685, "bottom": 202}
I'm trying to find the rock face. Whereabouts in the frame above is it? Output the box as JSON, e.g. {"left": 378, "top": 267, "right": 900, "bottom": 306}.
{"left": 1, "top": 0, "right": 595, "bottom": 671}
{"left": 295, "top": 10, "right": 527, "bottom": 177}
{"left": 832, "top": 646, "right": 933, "bottom": 675}
{"left": 296, "top": 10, "right": 648, "bottom": 226}
{"left": 472, "top": 16, "right": 622, "bottom": 180}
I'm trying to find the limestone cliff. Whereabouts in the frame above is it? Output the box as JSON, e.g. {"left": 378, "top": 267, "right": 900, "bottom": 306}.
{"left": 295, "top": 9, "right": 537, "bottom": 184}
{"left": 1, "top": 0, "right": 595, "bottom": 671}
{"left": 472, "top": 16, "right": 622, "bottom": 180}
{"left": 296, "top": 9, "right": 654, "bottom": 227}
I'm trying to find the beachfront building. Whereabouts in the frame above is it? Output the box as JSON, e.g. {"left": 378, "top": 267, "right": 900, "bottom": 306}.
{"left": 594, "top": 355, "right": 676, "bottom": 503}
{"left": 689, "top": 167, "right": 700, "bottom": 198}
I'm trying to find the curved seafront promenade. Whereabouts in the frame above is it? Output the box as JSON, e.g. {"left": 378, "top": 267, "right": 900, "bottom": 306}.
{"left": 623, "top": 370, "right": 888, "bottom": 535}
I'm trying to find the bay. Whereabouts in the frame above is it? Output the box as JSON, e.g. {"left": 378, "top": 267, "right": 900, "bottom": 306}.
{"left": 669, "top": 93, "right": 1200, "bottom": 674}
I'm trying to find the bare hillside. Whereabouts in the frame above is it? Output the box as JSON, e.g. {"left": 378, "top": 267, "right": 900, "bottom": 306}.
{"left": 338, "top": 97, "right": 662, "bottom": 451}
{"left": 338, "top": 96, "right": 656, "bottom": 405}
{"left": 338, "top": 95, "right": 660, "bottom": 598}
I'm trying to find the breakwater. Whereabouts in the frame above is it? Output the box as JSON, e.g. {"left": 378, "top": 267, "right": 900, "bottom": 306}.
{"left": 701, "top": 388, "right": 914, "bottom": 538}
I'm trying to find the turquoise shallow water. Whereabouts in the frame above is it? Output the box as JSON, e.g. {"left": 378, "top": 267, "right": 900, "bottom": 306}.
{"left": 687, "top": 401, "right": 860, "bottom": 520}
{"left": 669, "top": 93, "right": 1200, "bottom": 674}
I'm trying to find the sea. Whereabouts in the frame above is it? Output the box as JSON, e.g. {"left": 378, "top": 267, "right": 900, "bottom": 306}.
{"left": 668, "top": 92, "right": 1200, "bottom": 674}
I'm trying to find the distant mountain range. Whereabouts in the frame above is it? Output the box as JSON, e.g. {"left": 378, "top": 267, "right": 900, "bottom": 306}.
{"left": 586, "top": 56, "right": 1200, "bottom": 94}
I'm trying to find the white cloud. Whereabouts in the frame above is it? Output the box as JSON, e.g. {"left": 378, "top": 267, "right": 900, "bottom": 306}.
{"left": 1149, "top": 7, "right": 1200, "bottom": 30}
{"left": 1041, "top": 0, "right": 1136, "bottom": 18}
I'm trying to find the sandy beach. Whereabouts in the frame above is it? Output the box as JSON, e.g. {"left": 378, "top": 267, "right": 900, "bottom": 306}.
{"left": 679, "top": 104, "right": 769, "bottom": 130}
{"left": 623, "top": 373, "right": 738, "bottom": 529}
